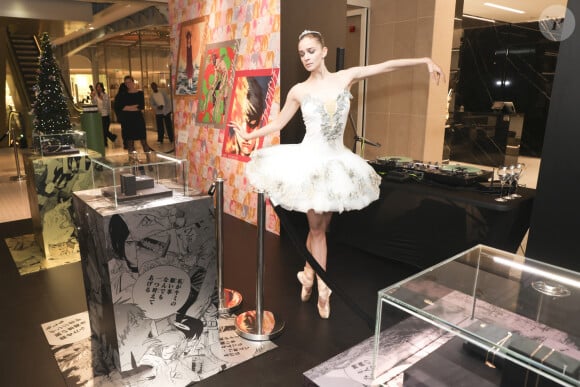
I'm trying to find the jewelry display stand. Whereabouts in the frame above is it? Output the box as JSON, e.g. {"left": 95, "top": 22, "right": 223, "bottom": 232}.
{"left": 235, "top": 191, "right": 284, "bottom": 341}
{"left": 72, "top": 188, "right": 219, "bottom": 373}
{"left": 373, "top": 244, "right": 580, "bottom": 387}
{"left": 23, "top": 138, "right": 94, "bottom": 259}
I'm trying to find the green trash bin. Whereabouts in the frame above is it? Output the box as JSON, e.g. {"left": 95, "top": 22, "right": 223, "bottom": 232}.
{"left": 81, "top": 106, "right": 105, "bottom": 156}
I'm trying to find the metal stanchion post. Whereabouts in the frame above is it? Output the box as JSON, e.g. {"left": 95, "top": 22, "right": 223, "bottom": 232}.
{"left": 214, "top": 178, "right": 242, "bottom": 314}
{"left": 9, "top": 113, "right": 26, "bottom": 181}
{"left": 235, "top": 190, "right": 284, "bottom": 341}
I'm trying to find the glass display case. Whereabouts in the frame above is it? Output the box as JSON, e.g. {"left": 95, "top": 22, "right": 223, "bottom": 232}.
{"left": 90, "top": 151, "right": 188, "bottom": 207}
{"left": 373, "top": 244, "right": 580, "bottom": 386}
{"left": 32, "top": 130, "right": 87, "bottom": 157}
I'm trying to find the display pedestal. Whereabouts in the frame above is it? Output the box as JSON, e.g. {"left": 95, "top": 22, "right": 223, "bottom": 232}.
{"left": 23, "top": 151, "right": 94, "bottom": 259}
{"left": 72, "top": 189, "right": 218, "bottom": 373}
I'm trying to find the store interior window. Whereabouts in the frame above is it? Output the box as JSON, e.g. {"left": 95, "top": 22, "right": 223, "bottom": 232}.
{"left": 73, "top": 28, "right": 171, "bottom": 128}
{"left": 446, "top": 1, "right": 567, "bottom": 167}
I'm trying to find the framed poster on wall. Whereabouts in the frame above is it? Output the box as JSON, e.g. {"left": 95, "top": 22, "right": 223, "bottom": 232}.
{"left": 222, "top": 69, "right": 279, "bottom": 161}
{"left": 195, "top": 39, "right": 239, "bottom": 129}
{"left": 175, "top": 17, "right": 208, "bottom": 96}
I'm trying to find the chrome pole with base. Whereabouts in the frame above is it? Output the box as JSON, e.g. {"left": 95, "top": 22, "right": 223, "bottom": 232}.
{"left": 235, "top": 190, "right": 284, "bottom": 341}
{"left": 8, "top": 112, "right": 26, "bottom": 181}
{"left": 213, "top": 178, "right": 242, "bottom": 314}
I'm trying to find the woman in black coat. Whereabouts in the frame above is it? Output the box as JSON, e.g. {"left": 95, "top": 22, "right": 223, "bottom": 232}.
{"left": 114, "top": 75, "right": 152, "bottom": 153}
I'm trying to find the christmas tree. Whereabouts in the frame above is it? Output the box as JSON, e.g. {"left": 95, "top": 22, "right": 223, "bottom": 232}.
{"left": 32, "top": 32, "right": 72, "bottom": 135}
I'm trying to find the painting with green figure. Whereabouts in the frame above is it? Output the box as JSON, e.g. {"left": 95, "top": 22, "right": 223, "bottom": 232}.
{"left": 195, "top": 40, "right": 238, "bottom": 128}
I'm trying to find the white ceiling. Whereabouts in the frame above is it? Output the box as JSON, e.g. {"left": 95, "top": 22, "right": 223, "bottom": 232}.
{"left": 463, "top": 0, "right": 568, "bottom": 24}
{"left": 2, "top": 0, "right": 570, "bottom": 48}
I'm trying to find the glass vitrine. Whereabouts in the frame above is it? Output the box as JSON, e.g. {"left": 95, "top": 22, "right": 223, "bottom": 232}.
{"left": 373, "top": 244, "right": 580, "bottom": 386}
{"left": 32, "top": 130, "right": 87, "bottom": 157}
{"left": 90, "top": 151, "right": 188, "bottom": 207}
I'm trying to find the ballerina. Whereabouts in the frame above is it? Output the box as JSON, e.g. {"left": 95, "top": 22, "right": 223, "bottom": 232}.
{"left": 230, "top": 29, "right": 445, "bottom": 319}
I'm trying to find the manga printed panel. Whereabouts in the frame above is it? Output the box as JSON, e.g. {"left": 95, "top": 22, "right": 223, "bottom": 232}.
{"left": 24, "top": 153, "right": 93, "bottom": 260}
{"left": 73, "top": 194, "right": 219, "bottom": 375}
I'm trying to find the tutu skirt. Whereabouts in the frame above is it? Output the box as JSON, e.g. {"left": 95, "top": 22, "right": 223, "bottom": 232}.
{"left": 246, "top": 142, "right": 380, "bottom": 213}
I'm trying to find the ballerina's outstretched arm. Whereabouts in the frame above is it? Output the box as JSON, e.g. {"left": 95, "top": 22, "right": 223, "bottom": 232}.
{"left": 342, "top": 57, "right": 446, "bottom": 88}
{"left": 229, "top": 85, "right": 301, "bottom": 141}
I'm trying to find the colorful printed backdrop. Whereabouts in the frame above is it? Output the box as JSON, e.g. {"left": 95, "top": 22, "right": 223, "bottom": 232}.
{"left": 170, "top": 0, "right": 281, "bottom": 233}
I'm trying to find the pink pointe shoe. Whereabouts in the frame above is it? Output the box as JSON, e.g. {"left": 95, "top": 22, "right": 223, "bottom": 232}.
{"left": 297, "top": 267, "right": 315, "bottom": 302}
{"left": 317, "top": 277, "right": 332, "bottom": 319}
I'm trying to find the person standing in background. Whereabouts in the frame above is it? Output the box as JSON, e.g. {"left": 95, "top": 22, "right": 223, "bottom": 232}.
{"left": 114, "top": 76, "right": 152, "bottom": 154}
{"left": 114, "top": 82, "right": 129, "bottom": 149}
{"left": 92, "top": 82, "right": 117, "bottom": 146}
{"left": 149, "top": 82, "right": 174, "bottom": 145}
{"left": 88, "top": 84, "right": 96, "bottom": 103}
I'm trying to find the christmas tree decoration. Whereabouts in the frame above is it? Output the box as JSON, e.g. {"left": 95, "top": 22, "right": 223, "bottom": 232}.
{"left": 32, "top": 32, "right": 72, "bottom": 136}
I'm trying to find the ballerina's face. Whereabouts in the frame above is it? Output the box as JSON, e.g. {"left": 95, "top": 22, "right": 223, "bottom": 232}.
{"left": 298, "top": 36, "right": 327, "bottom": 72}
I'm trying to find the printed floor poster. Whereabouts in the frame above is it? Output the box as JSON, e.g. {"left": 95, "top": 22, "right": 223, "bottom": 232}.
{"left": 305, "top": 289, "right": 580, "bottom": 386}
{"left": 42, "top": 312, "right": 277, "bottom": 386}
{"left": 5, "top": 233, "right": 79, "bottom": 275}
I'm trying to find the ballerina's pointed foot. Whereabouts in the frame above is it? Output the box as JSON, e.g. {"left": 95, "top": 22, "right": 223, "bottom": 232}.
{"left": 297, "top": 268, "right": 314, "bottom": 302}
{"left": 317, "top": 277, "right": 332, "bottom": 319}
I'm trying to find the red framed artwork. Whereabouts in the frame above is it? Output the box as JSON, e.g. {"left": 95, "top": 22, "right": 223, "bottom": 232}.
{"left": 222, "top": 68, "right": 280, "bottom": 161}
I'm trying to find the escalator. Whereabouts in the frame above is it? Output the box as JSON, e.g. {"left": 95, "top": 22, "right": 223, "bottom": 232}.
{"left": 8, "top": 33, "right": 38, "bottom": 108}
{"left": 5, "top": 30, "right": 81, "bottom": 147}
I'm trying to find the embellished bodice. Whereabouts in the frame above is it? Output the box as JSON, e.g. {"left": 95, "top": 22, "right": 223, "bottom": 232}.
{"left": 300, "top": 89, "right": 351, "bottom": 147}
{"left": 246, "top": 89, "right": 380, "bottom": 214}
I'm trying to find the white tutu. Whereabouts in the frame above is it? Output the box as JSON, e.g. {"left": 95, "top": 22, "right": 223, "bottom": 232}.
{"left": 246, "top": 89, "right": 380, "bottom": 213}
